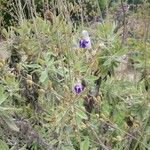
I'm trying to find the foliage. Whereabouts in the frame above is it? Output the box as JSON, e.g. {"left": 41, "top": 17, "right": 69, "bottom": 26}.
{"left": 0, "top": 0, "right": 150, "bottom": 150}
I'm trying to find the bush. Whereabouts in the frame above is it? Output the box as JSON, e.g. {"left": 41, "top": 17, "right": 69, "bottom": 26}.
{"left": 0, "top": 0, "right": 150, "bottom": 150}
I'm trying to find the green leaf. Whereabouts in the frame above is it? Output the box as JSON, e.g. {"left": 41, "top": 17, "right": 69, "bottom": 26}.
{"left": 61, "top": 145, "right": 75, "bottom": 150}
{"left": 76, "top": 109, "right": 88, "bottom": 120}
{"left": 85, "top": 75, "right": 99, "bottom": 82}
{"left": 0, "top": 107, "right": 16, "bottom": 112}
{"left": 2, "top": 114, "right": 19, "bottom": 132}
{"left": 50, "top": 139, "right": 58, "bottom": 145}
{"left": 10, "top": 146, "right": 16, "bottom": 150}
{"left": 24, "top": 64, "right": 41, "bottom": 69}
{"left": 39, "top": 69, "right": 48, "bottom": 83}
{"left": 0, "top": 139, "right": 9, "bottom": 150}
{"left": 19, "top": 144, "right": 27, "bottom": 150}
{"left": 1, "top": 28, "right": 9, "bottom": 39}
{"left": 80, "top": 136, "right": 90, "bottom": 150}
{"left": 0, "top": 86, "right": 7, "bottom": 105}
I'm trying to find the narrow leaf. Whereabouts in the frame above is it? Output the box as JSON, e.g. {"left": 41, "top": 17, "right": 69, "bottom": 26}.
{"left": 76, "top": 109, "right": 88, "bottom": 120}
{"left": 40, "top": 69, "right": 48, "bottom": 83}
{"left": 80, "top": 136, "right": 90, "bottom": 150}
{"left": 62, "top": 145, "right": 75, "bottom": 150}
{"left": 85, "top": 75, "right": 99, "bottom": 82}
{"left": 0, "top": 139, "right": 9, "bottom": 150}
{"left": 2, "top": 114, "right": 19, "bottom": 132}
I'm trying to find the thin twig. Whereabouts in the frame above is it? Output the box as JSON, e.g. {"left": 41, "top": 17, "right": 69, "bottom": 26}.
{"left": 121, "top": 0, "right": 127, "bottom": 46}
{"left": 87, "top": 122, "right": 110, "bottom": 150}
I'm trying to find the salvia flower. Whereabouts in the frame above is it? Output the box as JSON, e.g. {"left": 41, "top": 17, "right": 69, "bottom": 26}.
{"left": 73, "top": 82, "right": 83, "bottom": 94}
{"left": 79, "top": 30, "right": 91, "bottom": 49}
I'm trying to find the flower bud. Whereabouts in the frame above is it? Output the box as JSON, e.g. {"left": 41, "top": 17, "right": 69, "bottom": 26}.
{"left": 27, "top": 79, "right": 33, "bottom": 87}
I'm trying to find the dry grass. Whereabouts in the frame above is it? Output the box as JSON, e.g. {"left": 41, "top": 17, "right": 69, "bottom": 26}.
{"left": 0, "top": 40, "right": 10, "bottom": 60}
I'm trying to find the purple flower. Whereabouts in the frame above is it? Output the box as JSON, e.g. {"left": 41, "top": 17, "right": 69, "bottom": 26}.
{"left": 74, "top": 83, "right": 83, "bottom": 94}
{"left": 79, "top": 39, "right": 89, "bottom": 48}
{"left": 79, "top": 30, "right": 91, "bottom": 49}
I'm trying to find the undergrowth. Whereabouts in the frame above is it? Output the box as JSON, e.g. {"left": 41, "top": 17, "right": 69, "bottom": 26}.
{"left": 0, "top": 0, "right": 150, "bottom": 150}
